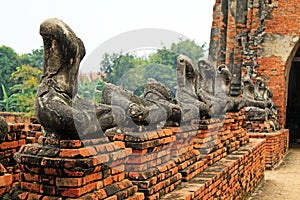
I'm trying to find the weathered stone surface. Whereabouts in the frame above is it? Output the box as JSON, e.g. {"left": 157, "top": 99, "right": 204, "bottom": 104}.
{"left": 175, "top": 56, "right": 246, "bottom": 122}
{"left": 176, "top": 55, "right": 211, "bottom": 122}
{"left": 198, "top": 60, "right": 242, "bottom": 113}
{"left": 241, "top": 77, "right": 280, "bottom": 131}
{"left": 35, "top": 18, "right": 128, "bottom": 139}
{"left": 101, "top": 78, "right": 180, "bottom": 131}
{"left": 0, "top": 117, "right": 8, "bottom": 143}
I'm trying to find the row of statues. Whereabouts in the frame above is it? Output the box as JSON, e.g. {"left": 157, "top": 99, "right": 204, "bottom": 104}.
{"left": 35, "top": 18, "right": 279, "bottom": 139}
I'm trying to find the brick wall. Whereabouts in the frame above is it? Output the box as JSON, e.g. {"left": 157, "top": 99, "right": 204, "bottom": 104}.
{"left": 0, "top": 164, "right": 13, "bottom": 198}
{"left": 162, "top": 139, "right": 266, "bottom": 200}
{"left": 248, "top": 129, "right": 289, "bottom": 169}
{"left": 0, "top": 113, "right": 42, "bottom": 198}
{"left": 0, "top": 123, "right": 27, "bottom": 197}
{"left": 0, "top": 111, "right": 286, "bottom": 199}
{"left": 209, "top": 0, "right": 300, "bottom": 126}
{"left": 105, "top": 112, "right": 258, "bottom": 200}
{"left": 0, "top": 112, "right": 30, "bottom": 124}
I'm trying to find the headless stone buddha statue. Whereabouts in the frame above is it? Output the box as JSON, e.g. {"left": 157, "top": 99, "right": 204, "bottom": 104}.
{"left": 241, "top": 77, "right": 270, "bottom": 121}
{"left": 242, "top": 77, "right": 270, "bottom": 109}
{"left": 197, "top": 60, "right": 242, "bottom": 115}
{"left": 35, "top": 18, "right": 125, "bottom": 139}
{"left": 101, "top": 78, "right": 181, "bottom": 130}
{"left": 175, "top": 55, "right": 211, "bottom": 122}
{"left": 254, "top": 77, "right": 280, "bottom": 130}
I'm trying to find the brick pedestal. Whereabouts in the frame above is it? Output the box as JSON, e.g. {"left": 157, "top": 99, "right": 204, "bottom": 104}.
{"left": 193, "top": 112, "right": 249, "bottom": 167}
{"left": 14, "top": 135, "right": 144, "bottom": 200}
{"left": 171, "top": 127, "right": 207, "bottom": 182}
{"left": 107, "top": 128, "right": 187, "bottom": 200}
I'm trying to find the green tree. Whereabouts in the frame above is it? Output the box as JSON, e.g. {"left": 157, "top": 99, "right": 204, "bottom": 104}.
{"left": 95, "top": 80, "right": 105, "bottom": 102}
{"left": 100, "top": 52, "right": 115, "bottom": 79}
{"left": 0, "top": 46, "right": 19, "bottom": 98}
{"left": 100, "top": 52, "right": 148, "bottom": 84}
{"left": 77, "top": 77, "right": 104, "bottom": 102}
{"left": 170, "top": 38, "right": 206, "bottom": 63}
{"left": 148, "top": 48, "right": 177, "bottom": 68}
{"left": 120, "top": 63, "right": 176, "bottom": 96}
{"left": 28, "top": 47, "right": 44, "bottom": 69}
{"left": 18, "top": 47, "right": 44, "bottom": 69}
{"left": 99, "top": 39, "right": 206, "bottom": 96}
{"left": 0, "top": 46, "right": 44, "bottom": 103}
{"left": 8, "top": 65, "right": 42, "bottom": 116}
{"left": 148, "top": 39, "right": 206, "bottom": 69}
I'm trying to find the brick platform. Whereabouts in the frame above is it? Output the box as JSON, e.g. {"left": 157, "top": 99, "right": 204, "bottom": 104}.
{"left": 0, "top": 112, "right": 289, "bottom": 199}
{"left": 161, "top": 139, "right": 266, "bottom": 200}
{"left": 106, "top": 111, "right": 251, "bottom": 199}
{"left": 26, "top": 123, "right": 42, "bottom": 144}
{"left": 193, "top": 112, "right": 249, "bottom": 168}
{"left": 248, "top": 129, "right": 289, "bottom": 169}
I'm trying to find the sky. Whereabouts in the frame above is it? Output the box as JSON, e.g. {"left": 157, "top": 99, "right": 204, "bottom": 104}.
{"left": 0, "top": 0, "right": 215, "bottom": 72}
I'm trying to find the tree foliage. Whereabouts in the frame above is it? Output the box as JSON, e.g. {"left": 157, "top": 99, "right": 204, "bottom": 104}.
{"left": 0, "top": 85, "right": 9, "bottom": 112}
{"left": 99, "top": 39, "right": 207, "bottom": 95}
{"left": 78, "top": 77, "right": 105, "bottom": 102}
{"left": 148, "top": 48, "right": 177, "bottom": 68}
{"left": 0, "top": 46, "right": 19, "bottom": 98}
{"left": 7, "top": 65, "right": 42, "bottom": 115}
{"left": 170, "top": 38, "right": 206, "bottom": 63}
{"left": 100, "top": 52, "right": 148, "bottom": 85}
{"left": 0, "top": 45, "right": 44, "bottom": 115}
{"left": 18, "top": 47, "right": 44, "bottom": 69}
{"left": 0, "top": 45, "right": 44, "bottom": 100}
{"left": 119, "top": 63, "right": 176, "bottom": 96}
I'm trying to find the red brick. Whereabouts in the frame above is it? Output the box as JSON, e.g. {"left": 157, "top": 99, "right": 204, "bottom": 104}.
{"left": 27, "top": 193, "right": 42, "bottom": 200}
{"left": 105, "top": 195, "right": 118, "bottom": 200}
{"left": 41, "top": 196, "right": 62, "bottom": 200}
{"left": 103, "top": 176, "right": 113, "bottom": 186}
{"left": 0, "top": 141, "right": 18, "bottom": 150}
{"left": 40, "top": 184, "right": 56, "bottom": 195}
{"left": 114, "top": 141, "right": 125, "bottom": 148}
{"left": 18, "top": 192, "right": 28, "bottom": 200}
{"left": 56, "top": 177, "right": 83, "bottom": 187}
{"left": 93, "top": 154, "right": 110, "bottom": 165}
{"left": 21, "top": 173, "right": 39, "bottom": 182}
{"left": 21, "top": 182, "right": 40, "bottom": 193}
{"left": 82, "top": 172, "right": 102, "bottom": 184}
{"left": 0, "top": 174, "right": 12, "bottom": 187}
{"left": 59, "top": 187, "right": 82, "bottom": 197}
{"left": 18, "top": 139, "right": 26, "bottom": 146}
{"left": 60, "top": 140, "right": 82, "bottom": 148}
